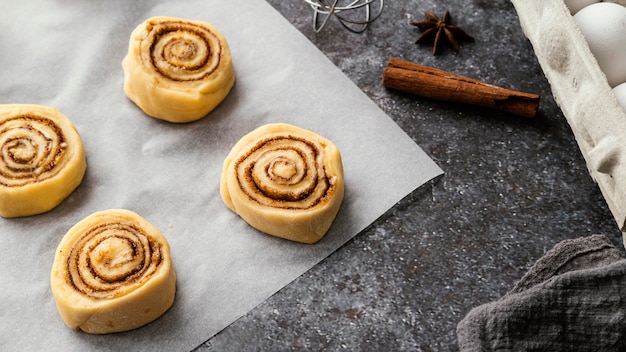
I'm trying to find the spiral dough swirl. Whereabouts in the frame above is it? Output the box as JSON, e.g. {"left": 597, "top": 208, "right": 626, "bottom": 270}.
{"left": 67, "top": 222, "right": 164, "bottom": 299}
{"left": 221, "top": 123, "right": 345, "bottom": 244}
{"left": 0, "top": 114, "right": 67, "bottom": 187}
{"left": 0, "top": 104, "right": 85, "bottom": 218}
{"left": 51, "top": 209, "right": 176, "bottom": 334}
{"left": 143, "top": 20, "right": 223, "bottom": 82}
{"left": 122, "top": 16, "right": 236, "bottom": 123}
{"left": 236, "top": 135, "right": 332, "bottom": 209}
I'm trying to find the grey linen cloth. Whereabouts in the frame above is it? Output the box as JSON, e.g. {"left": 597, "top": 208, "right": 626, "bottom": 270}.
{"left": 457, "top": 234, "right": 626, "bottom": 351}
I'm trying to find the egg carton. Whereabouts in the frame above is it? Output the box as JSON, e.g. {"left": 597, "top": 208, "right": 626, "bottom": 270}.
{"left": 511, "top": 0, "right": 626, "bottom": 246}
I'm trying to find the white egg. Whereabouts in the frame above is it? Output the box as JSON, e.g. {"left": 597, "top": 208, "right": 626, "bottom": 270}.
{"left": 574, "top": 2, "right": 626, "bottom": 87}
{"left": 614, "top": 82, "right": 626, "bottom": 111}
{"left": 564, "top": 0, "right": 600, "bottom": 15}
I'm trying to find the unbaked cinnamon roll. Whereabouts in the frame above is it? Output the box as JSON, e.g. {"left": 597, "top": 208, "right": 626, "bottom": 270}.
{"left": 50, "top": 209, "right": 176, "bottom": 334}
{"left": 0, "top": 104, "right": 86, "bottom": 218}
{"left": 220, "top": 123, "right": 345, "bottom": 244}
{"left": 122, "top": 16, "right": 235, "bottom": 123}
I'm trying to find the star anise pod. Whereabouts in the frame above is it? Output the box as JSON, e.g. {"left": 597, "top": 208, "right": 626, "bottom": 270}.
{"left": 411, "top": 11, "right": 474, "bottom": 55}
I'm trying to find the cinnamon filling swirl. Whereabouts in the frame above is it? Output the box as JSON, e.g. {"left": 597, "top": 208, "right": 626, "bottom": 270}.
{"left": 0, "top": 104, "right": 85, "bottom": 218}
{"left": 221, "top": 123, "right": 345, "bottom": 244}
{"left": 66, "top": 222, "right": 164, "bottom": 299}
{"left": 235, "top": 136, "right": 333, "bottom": 209}
{"left": 0, "top": 114, "right": 67, "bottom": 187}
{"left": 51, "top": 209, "right": 176, "bottom": 334}
{"left": 122, "top": 16, "right": 235, "bottom": 123}
{"left": 144, "top": 21, "right": 222, "bottom": 82}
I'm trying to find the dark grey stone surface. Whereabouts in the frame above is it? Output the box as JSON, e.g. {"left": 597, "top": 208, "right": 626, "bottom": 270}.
{"left": 196, "top": 0, "right": 624, "bottom": 350}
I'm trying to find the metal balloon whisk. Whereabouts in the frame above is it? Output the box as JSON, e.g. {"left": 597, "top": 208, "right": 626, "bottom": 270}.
{"left": 303, "top": 0, "right": 384, "bottom": 33}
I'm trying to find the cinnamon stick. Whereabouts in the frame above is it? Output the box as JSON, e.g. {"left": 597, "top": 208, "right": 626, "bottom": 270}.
{"left": 383, "top": 57, "right": 540, "bottom": 118}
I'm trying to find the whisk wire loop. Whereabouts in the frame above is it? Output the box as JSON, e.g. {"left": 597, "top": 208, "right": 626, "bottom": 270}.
{"left": 303, "top": 0, "right": 384, "bottom": 33}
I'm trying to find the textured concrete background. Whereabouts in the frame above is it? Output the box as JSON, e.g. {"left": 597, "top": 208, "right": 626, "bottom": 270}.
{"left": 196, "top": 1, "right": 624, "bottom": 350}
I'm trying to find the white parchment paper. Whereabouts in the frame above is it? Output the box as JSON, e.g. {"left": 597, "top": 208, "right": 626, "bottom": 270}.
{"left": 0, "top": 0, "right": 443, "bottom": 351}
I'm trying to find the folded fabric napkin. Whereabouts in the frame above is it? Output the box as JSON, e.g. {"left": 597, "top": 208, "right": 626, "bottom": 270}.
{"left": 457, "top": 234, "right": 626, "bottom": 351}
